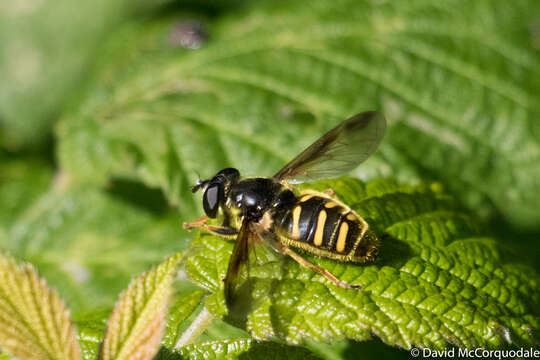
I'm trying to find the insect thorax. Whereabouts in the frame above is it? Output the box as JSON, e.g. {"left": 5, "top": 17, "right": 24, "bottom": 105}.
{"left": 224, "top": 177, "right": 291, "bottom": 223}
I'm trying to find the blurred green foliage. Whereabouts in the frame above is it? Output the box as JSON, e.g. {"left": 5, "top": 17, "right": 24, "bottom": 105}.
{"left": 0, "top": 0, "right": 139, "bottom": 149}
{"left": 1, "top": 0, "right": 539, "bottom": 359}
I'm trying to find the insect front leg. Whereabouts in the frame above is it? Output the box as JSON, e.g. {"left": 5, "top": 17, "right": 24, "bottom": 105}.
{"left": 183, "top": 215, "right": 238, "bottom": 238}
{"left": 282, "top": 247, "right": 363, "bottom": 290}
{"left": 183, "top": 215, "right": 209, "bottom": 231}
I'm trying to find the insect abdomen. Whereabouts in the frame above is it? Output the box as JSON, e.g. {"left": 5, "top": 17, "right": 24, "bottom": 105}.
{"left": 276, "top": 193, "right": 377, "bottom": 262}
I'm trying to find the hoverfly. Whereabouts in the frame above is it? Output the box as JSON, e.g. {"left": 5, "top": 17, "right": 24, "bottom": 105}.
{"left": 184, "top": 111, "right": 386, "bottom": 308}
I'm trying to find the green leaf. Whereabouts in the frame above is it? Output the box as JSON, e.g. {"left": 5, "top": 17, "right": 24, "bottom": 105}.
{"left": 57, "top": 0, "right": 540, "bottom": 229}
{"left": 73, "top": 289, "right": 254, "bottom": 359}
{"left": 160, "top": 288, "right": 324, "bottom": 359}
{"left": 74, "top": 308, "right": 110, "bottom": 360}
{"left": 185, "top": 178, "right": 540, "bottom": 350}
{"left": 0, "top": 253, "right": 81, "bottom": 360}
{"left": 74, "top": 286, "right": 206, "bottom": 360}
{"left": 2, "top": 184, "right": 189, "bottom": 312}
{"left": 166, "top": 338, "right": 322, "bottom": 360}
{"left": 100, "top": 252, "right": 183, "bottom": 360}
{"left": 0, "top": 0, "right": 153, "bottom": 149}
{"left": 0, "top": 157, "right": 52, "bottom": 238}
{"left": 162, "top": 289, "right": 207, "bottom": 348}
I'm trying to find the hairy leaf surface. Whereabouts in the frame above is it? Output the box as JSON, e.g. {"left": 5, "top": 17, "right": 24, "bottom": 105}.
{"left": 0, "top": 254, "right": 80, "bottom": 360}
{"left": 100, "top": 253, "right": 182, "bottom": 360}
{"left": 76, "top": 288, "right": 250, "bottom": 360}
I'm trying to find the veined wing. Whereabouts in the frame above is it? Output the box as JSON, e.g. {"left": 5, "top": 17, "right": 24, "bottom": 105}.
{"left": 273, "top": 111, "right": 386, "bottom": 183}
{"left": 224, "top": 218, "right": 255, "bottom": 310}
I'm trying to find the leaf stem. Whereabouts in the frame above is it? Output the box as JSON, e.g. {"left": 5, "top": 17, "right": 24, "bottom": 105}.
{"left": 174, "top": 306, "right": 214, "bottom": 349}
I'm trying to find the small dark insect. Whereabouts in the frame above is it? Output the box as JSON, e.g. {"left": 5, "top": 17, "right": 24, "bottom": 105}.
{"left": 184, "top": 111, "right": 386, "bottom": 308}
{"left": 168, "top": 20, "right": 207, "bottom": 50}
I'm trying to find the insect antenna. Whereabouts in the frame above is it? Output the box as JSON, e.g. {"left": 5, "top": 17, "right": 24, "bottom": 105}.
{"left": 191, "top": 171, "right": 207, "bottom": 193}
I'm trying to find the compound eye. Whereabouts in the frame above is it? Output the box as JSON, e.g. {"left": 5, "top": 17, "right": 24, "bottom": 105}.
{"left": 203, "top": 184, "right": 221, "bottom": 218}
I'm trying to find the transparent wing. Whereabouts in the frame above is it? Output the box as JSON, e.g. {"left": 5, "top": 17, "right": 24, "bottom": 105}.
{"left": 273, "top": 111, "right": 386, "bottom": 183}
{"left": 224, "top": 218, "right": 255, "bottom": 309}
{"left": 224, "top": 221, "right": 285, "bottom": 312}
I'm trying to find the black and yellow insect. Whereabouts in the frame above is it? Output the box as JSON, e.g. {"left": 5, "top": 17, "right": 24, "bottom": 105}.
{"left": 184, "top": 111, "right": 386, "bottom": 307}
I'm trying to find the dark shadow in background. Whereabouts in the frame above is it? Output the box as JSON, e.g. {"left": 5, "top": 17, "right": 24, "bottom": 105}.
{"left": 238, "top": 341, "right": 322, "bottom": 360}
{"left": 149, "top": 0, "right": 251, "bottom": 20}
{"left": 107, "top": 177, "right": 170, "bottom": 216}
{"left": 488, "top": 212, "right": 540, "bottom": 272}
{"left": 342, "top": 338, "right": 411, "bottom": 360}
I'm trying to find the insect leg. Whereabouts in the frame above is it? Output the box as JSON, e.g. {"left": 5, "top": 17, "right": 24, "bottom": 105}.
{"left": 204, "top": 225, "right": 239, "bottom": 237}
{"left": 323, "top": 188, "right": 336, "bottom": 196}
{"left": 183, "top": 215, "right": 209, "bottom": 231}
{"left": 252, "top": 224, "right": 361, "bottom": 289}
{"left": 281, "top": 247, "right": 363, "bottom": 290}
{"left": 350, "top": 215, "right": 369, "bottom": 254}
{"left": 183, "top": 216, "right": 238, "bottom": 237}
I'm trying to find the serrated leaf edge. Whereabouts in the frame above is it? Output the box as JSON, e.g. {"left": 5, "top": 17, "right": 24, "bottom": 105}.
{"left": 0, "top": 253, "right": 81, "bottom": 360}
{"left": 100, "top": 253, "right": 183, "bottom": 360}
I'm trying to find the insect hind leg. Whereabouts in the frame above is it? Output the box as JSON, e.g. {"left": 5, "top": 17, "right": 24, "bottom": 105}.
{"left": 252, "top": 223, "right": 362, "bottom": 290}
{"left": 282, "top": 247, "right": 362, "bottom": 290}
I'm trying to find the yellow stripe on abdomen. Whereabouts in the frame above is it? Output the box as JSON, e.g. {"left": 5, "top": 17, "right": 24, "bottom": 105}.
{"left": 291, "top": 205, "right": 302, "bottom": 239}
{"left": 300, "top": 194, "right": 316, "bottom": 202}
{"left": 336, "top": 221, "right": 349, "bottom": 252}
{"left": 313, "top": 210, "right": 327, "bottom": 246}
